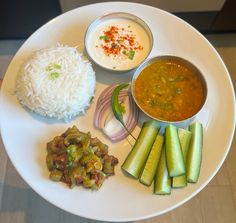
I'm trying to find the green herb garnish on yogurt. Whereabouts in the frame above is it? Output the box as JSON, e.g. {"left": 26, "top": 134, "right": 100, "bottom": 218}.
{"left": 99, "top": 35, "right": 110, "bottom": 42}
{"left": 128, "top": 50, "right": 135, "bottom": 60}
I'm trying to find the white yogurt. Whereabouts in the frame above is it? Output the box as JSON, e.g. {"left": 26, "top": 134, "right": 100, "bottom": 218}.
{"left": 86, "top": 18, "right": 151, "bottom": 71}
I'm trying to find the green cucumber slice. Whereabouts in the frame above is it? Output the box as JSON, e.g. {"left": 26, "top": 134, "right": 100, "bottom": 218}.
{"left": 122, "top": 121, "right": 160, "bottom": 178}
{"left": 172, "top": 128, "right": 192, "bottom": 188}
{"left": 139, "top": 134, "right": 164, "bottom": 186}
{"left": 165, "top": 124, "right": 185, "bottom": 177}
{"left": 154, "top": 145, "right": 171, "bottom": 195}
{"left": 186, "top": 122, "right": 203, "bottom": 183}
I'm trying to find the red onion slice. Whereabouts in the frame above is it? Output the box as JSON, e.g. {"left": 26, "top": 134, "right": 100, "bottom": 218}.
{"left": 94, "top": 84, "right": 139, "bottom": 142}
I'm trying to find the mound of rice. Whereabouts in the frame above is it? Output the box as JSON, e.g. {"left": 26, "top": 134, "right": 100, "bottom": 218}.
{"left": 16, "top": 45, "right": 96, "bottom": 120}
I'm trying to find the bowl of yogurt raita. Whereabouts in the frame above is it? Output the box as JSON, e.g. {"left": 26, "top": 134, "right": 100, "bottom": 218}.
{"left": 85, "top": 12, "right": 153, "bottom": 72}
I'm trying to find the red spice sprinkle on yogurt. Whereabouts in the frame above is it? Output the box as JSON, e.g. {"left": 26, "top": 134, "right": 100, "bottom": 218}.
{"left": 99, "top": 25, "right": 143, "bottom": 60}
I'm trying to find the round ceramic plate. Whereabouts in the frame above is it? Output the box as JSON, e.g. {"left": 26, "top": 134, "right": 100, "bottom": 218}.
{"left": 0, "top": 2, "right": 235, "bottom": 222}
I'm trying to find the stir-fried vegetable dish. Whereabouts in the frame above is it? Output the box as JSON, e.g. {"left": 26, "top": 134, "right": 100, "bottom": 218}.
{"left": 46, "top": 125, "right": 118, "bottom": 190}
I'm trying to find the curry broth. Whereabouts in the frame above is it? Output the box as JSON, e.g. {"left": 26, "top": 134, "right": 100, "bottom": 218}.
{"left": 134, "top": 58, "right": 205, "bottom": 121}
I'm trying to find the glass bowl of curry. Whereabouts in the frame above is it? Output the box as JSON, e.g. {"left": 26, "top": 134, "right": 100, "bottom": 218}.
{"left": 131, "top": 56, "right": 207, "bottom": 124}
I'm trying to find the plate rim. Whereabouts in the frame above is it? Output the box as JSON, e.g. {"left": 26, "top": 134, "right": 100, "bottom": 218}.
{"left": 0, "top": 2, "right": 236, "bottom": 222}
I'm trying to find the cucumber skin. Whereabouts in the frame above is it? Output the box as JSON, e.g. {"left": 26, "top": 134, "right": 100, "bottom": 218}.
{"left": 186, "top": 122, "right": 203, "bottom": 183}
{"left": 172, "top": 128, "right": 192, "bottom": 188}
{"left": 154, "top": 145, "right": 171, "bottom": 195}
{"left": 122, "top": 121, "right": 160, "bottom": 178}
{"left": 139, "top": 135, "right": 164, "bottom": 186}
{"left": 165, "top": 125, "right": 185, "bottom": 177}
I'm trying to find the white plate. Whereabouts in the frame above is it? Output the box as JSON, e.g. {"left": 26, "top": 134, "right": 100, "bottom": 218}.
{"left": 0, "top": 2, "right": 235, "bottom": 222}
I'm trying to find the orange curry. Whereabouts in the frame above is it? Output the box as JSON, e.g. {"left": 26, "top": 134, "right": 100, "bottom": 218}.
{"left": 134, "top": 58, "right": 205, "bottom": 122}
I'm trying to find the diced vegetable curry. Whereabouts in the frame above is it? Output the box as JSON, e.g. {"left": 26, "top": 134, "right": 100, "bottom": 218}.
{"left": 134, "top": 58, "right": 206, "bottom": 121}
{"left": 46, "top": 125, "right": 118, "bottom": 190}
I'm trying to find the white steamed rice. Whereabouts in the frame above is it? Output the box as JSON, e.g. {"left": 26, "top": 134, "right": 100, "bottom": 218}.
{"left": 15, "top": 45, "right": 96, "bottom": 120}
